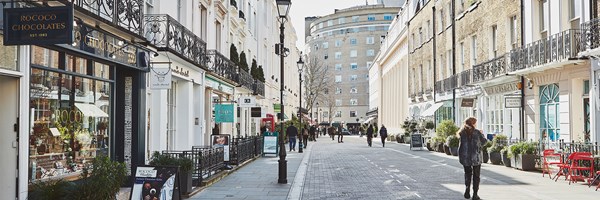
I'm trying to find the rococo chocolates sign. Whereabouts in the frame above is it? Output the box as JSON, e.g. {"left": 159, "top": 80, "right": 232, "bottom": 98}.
{"left": 3, "top": 5, "right": 73, "bottom": 45}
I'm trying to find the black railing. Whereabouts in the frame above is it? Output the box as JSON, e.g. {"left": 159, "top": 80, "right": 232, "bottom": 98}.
{"left": 229, "top": 137, "right": 254, "bottom": 165}
{"left": 230, "top": 0, "right": 237, "bottom": 8}
{"left": 458, "top": 69, "right": 472, "bottom": 88}
{"left": 253, "top": 80, "right": 265, "bottom": 97}
{"left": 239, "top": 10, "right": 246, "bottom": 20}
{"left": 192, "top": 146, "right": 225, "bottom": 186}
{"left": 472, "top": 54, "right": 508, "bottom": 83}
{"left": 144, "top": 14, "right": 208, "bottom": 69}
{"left": 434, "top": 80, "right": 443, "bottom": 93}
{"left": 74, "top": 0, "right": 144, "bottom": 36}
{"left": 207, "top": 50, "right": 238, "bottom": 83}
{"left": 509, "top": 29, "right": 583, "bottom": 72}
{"left": 581, "top": 17, "right": 600, "bottom": 51}
{"left": 236, "top": 69, "right": 254, "bottom": 90}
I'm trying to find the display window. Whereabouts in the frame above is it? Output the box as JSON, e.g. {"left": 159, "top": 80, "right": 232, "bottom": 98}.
{"left": 29, "top": 46, "right": 113, "bottom": 182}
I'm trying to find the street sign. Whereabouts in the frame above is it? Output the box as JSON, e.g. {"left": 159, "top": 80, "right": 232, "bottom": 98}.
{"left": 238, "top": 96, "right": 256, "bottom": 107}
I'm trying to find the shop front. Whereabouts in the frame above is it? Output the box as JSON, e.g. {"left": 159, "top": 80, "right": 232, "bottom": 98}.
{"left": 27, "top": 23, "right": 150, "bottom": 185}
{"left": 481, "top": 82, "right": 522, "bottom": 140}
{"left": 204, "top": 75, "right": 235, "bottom": 145}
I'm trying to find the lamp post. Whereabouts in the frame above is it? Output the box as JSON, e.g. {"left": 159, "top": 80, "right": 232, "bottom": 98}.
{"left": 275, "top": 0, "right": 291, "bottom": 184}
{"left": 297, "top": 57, "right": 304, "bottom": 153}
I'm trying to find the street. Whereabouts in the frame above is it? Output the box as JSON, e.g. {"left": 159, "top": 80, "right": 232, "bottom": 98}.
{"left": 193, "top": 136, "right": 600, "bottom": 200}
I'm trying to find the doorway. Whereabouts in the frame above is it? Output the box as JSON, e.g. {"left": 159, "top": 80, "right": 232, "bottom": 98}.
{"left": 0, "top": 76, "right": 18, "bottom": 200}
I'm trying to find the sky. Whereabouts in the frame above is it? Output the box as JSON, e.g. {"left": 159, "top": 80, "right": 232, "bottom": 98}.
{"left": 289, "top": 0, "right": 379, "bottom": 49}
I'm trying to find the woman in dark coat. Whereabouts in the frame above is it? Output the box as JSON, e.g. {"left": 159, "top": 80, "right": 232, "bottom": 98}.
{"left": 457, "top": 117, "right": 487, "bottom": 200}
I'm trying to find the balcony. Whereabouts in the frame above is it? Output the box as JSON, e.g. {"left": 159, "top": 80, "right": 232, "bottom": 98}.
{"left": 472, "top": 54, "right": 508, "bottom": 83}
{"left": 236, "top": 69, "right": 254, "bottom": 90}
{"left": 581, "top": 18, "right": 600, "bottom": 54}
{"left": 144, "top": 14, "right": 208, "bottom": 69}
{"left": 509, "top": 29, "right": 583, "bottom": 73}
{"left": 457, "top": 69, "right": 473, "bottom": 88}
{"left": 207, "top": 50, "right": 237, "bottom": 84}
{"left": 435, "top": 76, "right": 458, "bottom": 93}
{"left": 253, "top": 80, "right": 265, "bottom": 97}
{"left": 74, "top": 0, "right": 144, "bottom": 36}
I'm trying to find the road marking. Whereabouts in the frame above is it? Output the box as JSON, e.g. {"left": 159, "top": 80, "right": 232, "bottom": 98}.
{"left": 404, "top": 186, "right": 410, "bottom": 190}
{"left": 414, "top": 193, "right": 421, "bottom": 198}
{"left": 396, "top": 180, "right": 402, "bottom": 184}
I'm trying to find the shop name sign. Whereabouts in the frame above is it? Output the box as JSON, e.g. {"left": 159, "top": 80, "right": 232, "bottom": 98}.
{"left": 3, "top": 5, "right": 73, "bottom": 45}
{"left": 505, "top": 97, "right": 522, "bottom": 108}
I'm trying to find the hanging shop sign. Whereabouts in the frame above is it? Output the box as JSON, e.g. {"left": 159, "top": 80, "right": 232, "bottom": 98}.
{"left": 150, "top": 65, "right": 172, "bottom": 90}
{"left": 461, "top": 98, "right": 475, "bottom": 107}
{"left": 130, "top": 166, "right": 180, "bottom": 200}
{"left": 215, "top": 104, "right": 234, "bottom": 123}
{"left": 505, "top": 97, "right": 522, "bottom": 108}
{"left": 3, "top": 5, "right": 74, "bottom": 45}
{"left": 238, "top": 96, "right": 256, "bottom": 108}
{"left": 251, "top": 107, "right": 262, "bottom": 117}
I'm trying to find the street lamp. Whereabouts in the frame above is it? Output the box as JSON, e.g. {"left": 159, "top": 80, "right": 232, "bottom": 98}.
{"left": 275, "top": 0, "right": 291, "bottom": 184}
{"left": 297, "top": 57, "right": 305, "bottom": 153}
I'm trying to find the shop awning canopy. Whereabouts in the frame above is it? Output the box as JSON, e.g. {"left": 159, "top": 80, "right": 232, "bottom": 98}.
{"left": 75, "top": 103, "right": 109, "bottom": 118}
{"left": 420, "top": 102, "right": 444, "bottom": 117}
{"left": 362, "top": 117, "right": 375, "bottom": 124}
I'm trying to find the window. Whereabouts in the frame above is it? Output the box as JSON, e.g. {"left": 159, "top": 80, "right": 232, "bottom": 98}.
{"left": 367, "top": 62, "right": 373, "bottom": 69}
{"left": 447, "top": 50, "right": 452, "bottom": 77}
{"left": 328, "top": 20, "right": 333, "bottom": 26}
{"left": 570, "top": 0, "right": 581, "bottom": 19}
{"left": 426, "top": 20, "right": 431, "bottom": 39}
{"left": 439, "top": 54, "right": 445, "bottom": 78}
{"left": 368, "top": 26, "right": 376, "bottom": 31}
{"left": 540, "top": 84, "right": 560, "bottom": 142}
{"left": 314, "top": 44, "right": 319, "bottom": 51}
{"left": 335, "top": 75, "right": 342, "bottom": 82}
{"left": 323, "top": 42, "right": 329, "bottom": 49}
{"left": 324, "top": 53, "right": 328, "bottom": 59}
{"left": 350, "top": 50, "right": 357, "bottom": 57}
{"left": 459, "top": 0, "right": 465, "bottom": 11}
{"left": 350, "top": 86, "right": 358, "bottom": 93}
{"left": 335, "top": 99, "right": 342, "bottom": 106}
{"left": 335, "top": 111, "right": 342, "bottom": 117}
{"left": 367, "top": 49, "right": 375, "bottom": 56}
{"left": 439, "top": 8, "right": 445, "bottom": 31}
{"left": 318, "top": 22, "right": 323, "bottom": 29}
{"left": 335, "top": 40, "right": 342, "bottom": 47}
{"left": 351, "top": 63, "right": 358, "bottom": 70}
{"left": 200, "top": 6, "right": 208, "bottom": 40}
{"left": 540, "top": 0, "right": 549, "bottom": 32}
{"left": 352, "top": 16, "right": 359, "bottom": 22}
{"left": 366, "top": 37, "right": 375, "bottom": 44}
{"left": 365, "top": 74, "right": 369, "bottom": 80}
{"left": 491, "top": 25, "right": 498, "bottom": 58}
{"left": 459, "top": 42, "right": 465, "bottom": 72}
{"left": 418, "top": 27, "right": 423, "bottom": 45}
{"left": 350, "top": 111, "right": 357, "bottom": 117}
{"left": 350, "top": 99, "right": 358, "bottom": 105}
{"left": 323, "top": 111, "right": 329, "bottom": 118}
{"left": 471, "top": 35, "right": 477, "bottom": 66}
{"left": 350, "top": 75, "right": 358, "bottom": 81}
{"left": 328, "top": 31, "right": 333, "bottom": 36}
{"left": 338, "top": 17, "right": 345, "bottom": 24}
{"left": 335, "top": 52, "right": 342, "bottom": 59}
{"left": 368, "top": 14, "right": 375, "bottom": 21}
{"left": 335, "top": 87, "right": 342, "bottom": 94}
{"left": 335, "top": 64, "right": 342, "bottom": 71}
{"left": 510, "top": 16, "right": 518, "bottom": 49}
{"left": 350, "top": 38, "right": 357, "bottom": 45}
{"left": 384, "top": 14, "right": 393, "bottom": 20}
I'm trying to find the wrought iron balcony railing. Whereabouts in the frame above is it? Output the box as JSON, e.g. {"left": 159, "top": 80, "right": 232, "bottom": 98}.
{"left": 434, "top": 80, "right": 443, "bottom": 93}
{"left": 74, "top": 0, "right": 144, "bottom": 36}
{"left": 230, "top": 0, "right": 238, "bottom": 8}
{"left": 443, "top": 76, "right": 457, "bottom": 92}
{"left": 145, "top": 14, "right": 208, "bottom": 69}
{"left": 509, "top": 29, "right": 583, "bottom": 72}
{"left": 458, "top": 69, "right": 472, "bottom": 88}
{"left": 581, "top": 17, "right": 600, "bottom": 51}
{"left": 207, "top": 50, "right": 237, "bottom": 83}
{"left": 239, "top": 10, "right": 246, "bottom": 20}
{"left": 236, "top": 69, "right": 254, "bottom": 90}
{"left": 253, "top": 80, "right": 265, "bottom": 97}
{"left": 472, "top": 54, "right": 509, "bottom": 83}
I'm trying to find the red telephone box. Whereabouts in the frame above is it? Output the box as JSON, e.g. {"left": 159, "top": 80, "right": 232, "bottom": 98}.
{"left": 262, "top": 114, "right": 275, "bottom": 132}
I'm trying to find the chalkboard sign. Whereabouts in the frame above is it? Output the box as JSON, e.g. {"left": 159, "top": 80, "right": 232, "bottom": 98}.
{"left": 130, "top": 166, "right": 181, "bottom": 200}
{"left": 410, "top": 134, "right": 423, "bottom": 150}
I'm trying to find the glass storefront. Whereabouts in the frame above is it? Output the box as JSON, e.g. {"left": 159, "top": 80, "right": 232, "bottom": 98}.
{"left": 484, "top": 94, "right": 519, "bottom": 138}
{"left": 29, "top": 46, "right": 113, "bottom": 182}
{"left": 435, "top": 101, "right": 453, "bottom": 123}
{"left": 540, "top": 83, "right": 560, "bottom": 142}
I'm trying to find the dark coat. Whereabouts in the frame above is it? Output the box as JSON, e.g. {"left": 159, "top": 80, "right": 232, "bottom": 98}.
{"left": 458, "top": 127, "right": 488, "bottom": 166}
{"left": 309, "top": 126, "right": 316, "bottom": 134}
{"left": 379, "top": 127, "right": 388, "bottom": 138}
{"left": 286, "top": 125, "right": 298, "bottom": 138}
{"left": 366, "top": 126, "right": 374, "bottom": 138}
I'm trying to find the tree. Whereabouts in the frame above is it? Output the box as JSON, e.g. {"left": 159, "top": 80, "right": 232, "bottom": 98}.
{"left": 239, "top": 51, "right": 249, "bottom": 72}
{"left": 257, "top": 65, "right": 265, "bottom": 82}
{"left": 303, "top": 56, "right": 332, "bottom": 121}
{"left": 250, "top": 59, "right": 258, "bottom": 80}
{"left": 230, "top": 44, "right": 239, "bottom": 66}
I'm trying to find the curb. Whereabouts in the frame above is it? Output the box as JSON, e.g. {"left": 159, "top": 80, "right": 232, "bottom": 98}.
{"left": 183, "top": 156, "right": 259, "bottom": 198}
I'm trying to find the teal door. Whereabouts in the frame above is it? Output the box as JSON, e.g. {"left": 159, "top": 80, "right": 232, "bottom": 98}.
{"left": 539, "top": 84, "right": 560, "bottom": 142}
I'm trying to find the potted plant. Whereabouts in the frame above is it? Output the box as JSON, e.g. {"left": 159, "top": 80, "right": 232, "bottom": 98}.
{"left": 501, "top": 146, "right": 512, "bottom": 167}
{"left": 512, "top": 141, "right": 537, "bottom": 171}
{"left": 396, "top": 134, "right": 402, "bottom": 143}
{"left": 482, "top": 141, "right": 492, "bottom": 164}
{"left": 489, "top": 135, "right": 507, "bottom": 165}
{"left": 149, "top": 152, "right": 194, "bottom": 195}
{"left": 425, "top": 139, "right": 434, "bottom": 151}
{"left": 434, "top": 136, "right": 446, "bottom": 153}
{"left": 436, "top": 120, "right": 458, "bottom": 156}
{"left": 447, "top": 135, "right": 459, "bottom": 156}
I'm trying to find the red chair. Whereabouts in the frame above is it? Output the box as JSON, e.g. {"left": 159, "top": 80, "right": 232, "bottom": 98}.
{"left": 554, "top": 152, "right": 578, "bottom": 182}
{"left": 542, "top": 149, "right": 562, "bottom": 179}
{"left": 567, "top": 152, "right": 593, "bottom": 185}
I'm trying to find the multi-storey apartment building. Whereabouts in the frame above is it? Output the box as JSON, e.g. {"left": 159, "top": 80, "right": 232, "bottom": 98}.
{"left": 306, "top": 4, "right": 401, "bottom": 129}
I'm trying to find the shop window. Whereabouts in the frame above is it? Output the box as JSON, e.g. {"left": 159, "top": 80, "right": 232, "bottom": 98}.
{"left": 167, "top": 81, "right": 177, "bottom": 150}
{"left": 31, "top": 46, "right": 60, "bottom": 69}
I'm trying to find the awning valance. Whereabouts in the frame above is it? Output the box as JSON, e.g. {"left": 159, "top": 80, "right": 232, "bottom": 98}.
{"left": 362, "top": 117, "right": 375, "bottom": 124}
{"left": 421, "top": 102, "right": 444, "bottom": 117}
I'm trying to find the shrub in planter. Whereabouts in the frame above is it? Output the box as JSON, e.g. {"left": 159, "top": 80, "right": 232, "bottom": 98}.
{"left": 396, "top": 134, "right": 402, "bottom": 143}
{"left": 433, "top": 136, "right": 446, "bottom": 153}
{"left": 447, "top": 135, "right": 459, "bottom": 156}
{"left": 482, "top": 141, "right": 492, "bottom": 164}
{"left": 488, "top": 135, "right": 507, "bottom": 165}
{"left": 511, "top": 142, "right": 537, "bottom": 171}
{"left": 501, "top": 146, "right": 512, "bottom": 167}
{"left": 149, "top": 152, "right": 194, "bottom": 195}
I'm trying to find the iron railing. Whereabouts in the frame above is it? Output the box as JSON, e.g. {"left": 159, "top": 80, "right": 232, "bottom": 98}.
{"left": 192, "top": 146, "right": 225, "bottom": 186}
{"left": 581, "top": 17, "right": 600, "bottom": 51}
{"left": 239, "top": 10, "right": 245, "bottom": 20}
{"left": 434, "top": 80, "right": 443, "bottom": 93}
{"left": 236, "top": 69, "right": 254, "bottom": 90}
{"left": 144, "top": 14, "right": 208, "bottom": 69}
{"left": 207, "top": 50, "right": 238, "bottom": 83}
{"left": 74, "top": 0, "right": 144, "bottom": 36}
{"left": 253, "top": 80, "right": 265, "bottom": 97}
{"left": 230, "top": 0, "right": 237, "bottom": 8}
{"left": 472, "top": 54, "right": 509, "bottom": 83}
{"left": 229, "top": 137, "right": 255, "bottom": 165}
{"left": 458, "top": 69, "right": 472, "bottom": 88}
{"left": 509, "top": 29, "right": 583, "bottom": 72}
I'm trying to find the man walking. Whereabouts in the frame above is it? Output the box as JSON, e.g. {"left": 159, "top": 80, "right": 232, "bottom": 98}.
{"left": 286, "top": 124, "right": 298, "bottom": 151}
{"left": 380, "top": 125, "right": 388, "bottom": 147}
{"left": 337, "top": 124, "right": 344, "bottom": 143}
{"left": 366, "top": 124, "right": 374, "bottom": 147}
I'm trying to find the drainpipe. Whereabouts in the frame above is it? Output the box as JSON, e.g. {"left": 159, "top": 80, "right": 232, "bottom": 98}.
{"left": 520, "top": 0, "right": 526, "bottom": 140}
{"left": 432, "top": 5, "right": 437, "bottom": 125}
{"left": 451, "top": 0, "right": 456, "bottom": 123}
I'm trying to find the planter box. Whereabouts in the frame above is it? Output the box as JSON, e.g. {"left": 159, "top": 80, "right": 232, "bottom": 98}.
{"left": 514, "top": 154, "right": 536, "bottom": 171}
{"left": 450, "top": 147, "right": 458, "bottom": 156}
{"left": 426, "top": 143, "right": 434, "bottom": 151}
{"left": 482, "top": 151, "right": 489, "bottom": 163}
{"left": 502, "top": 152, "right": 512, "bottom": 167}
{"left": 396, "top": 136, "right": 402, "bottom": 143}
{"left": 179, "top": 170, "right": 193, "bottom": 195}
{"left": 437, "top": 143, "right": 445, "bottom": 153}
{"left": 489, "top": 152, "right": 502, "bottom": 165}
{"left": 443, "top": 145, "right": 451, "bottom": 155}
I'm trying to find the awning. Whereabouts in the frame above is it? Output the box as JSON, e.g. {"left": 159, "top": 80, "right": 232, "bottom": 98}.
{"left": 420, "top": 102, "right": 444, "bottom": 117}
{"left": 362, "top": 117, "right": 375, "bottom": 124}
{"left": 75, "top": 103, "right": 109, "bottom": 118}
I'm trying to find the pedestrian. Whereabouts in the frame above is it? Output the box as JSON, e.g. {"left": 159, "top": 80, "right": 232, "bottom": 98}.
{"left": 366, "top": 124, "right": 374, "bottom": 147}
{"left": 380, "top": 125, "right": 388, "bottom": 147}
{"left": 260, "top": 125, "right": 267, "bottom": 135}
{"left": 359, "top": 125, "right": 366, "bottom": 137}
{"left": 337, "top": 124, "right": 344, "bottom": 143}
{"left": 212, "top": 123, "right": 220, "bottom": 135}
{"left": 457, "top": 117, "right": 487, "bottom": 200}
{"left": 328, "top": 126, "right": 335, "bottom": 140}
{"left": 286, "top": 123, "right": 298, "bottom": 152}
{"left": 310, "top": 125, "right": 317, "bottom": 142}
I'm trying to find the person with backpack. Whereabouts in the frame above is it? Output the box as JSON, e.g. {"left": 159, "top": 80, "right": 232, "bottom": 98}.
{"left": 380, "top": 125, "right": 388, "bottom": 147}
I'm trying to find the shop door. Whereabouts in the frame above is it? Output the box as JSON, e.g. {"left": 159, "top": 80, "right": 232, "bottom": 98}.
{"left": 540, "top": 84, "right": 560, "bottom": 147}
{"left": 0, "top": 76, "right": 18, "bottom": 200}
{"left": 584, "top": 98, "right": 590, "bottom": 142}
